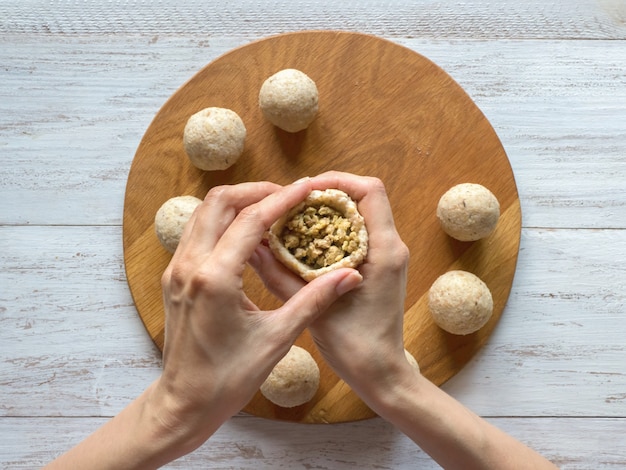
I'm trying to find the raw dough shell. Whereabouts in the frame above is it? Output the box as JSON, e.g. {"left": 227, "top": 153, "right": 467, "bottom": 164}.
{"left": 258, "top": 68, "right": 319, "bottom": 132}
{"left": 154, "top": 195, "right": 202, "bottom": 253}
{"left": 436, "top": 183, "right": 500, "bottom": 241}
{"left": 260, "top": 345, "right": 320, "bottom": 408}
{"left": 428, "top": 270, "right": 493, "bottom": 335}
{"left": 268, "top": 189, "right": 368, "bottom": 281}
{"left": 183, "top": 107, "right": 246, "bottom": 171}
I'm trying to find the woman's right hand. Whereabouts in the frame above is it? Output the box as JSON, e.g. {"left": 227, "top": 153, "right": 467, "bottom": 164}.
{"left": 250, "top": 171, "right": 418, "bottom": 404}
{"left": 306, "top": 172, "right": 418, "bottom": 401}
{"left": 250, "top": 172, "right": 559, "bottom": 470}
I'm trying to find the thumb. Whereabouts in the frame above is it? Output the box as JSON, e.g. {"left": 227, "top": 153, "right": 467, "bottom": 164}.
{"left": 272, "top": 268, "right": 363, "bottom": 336}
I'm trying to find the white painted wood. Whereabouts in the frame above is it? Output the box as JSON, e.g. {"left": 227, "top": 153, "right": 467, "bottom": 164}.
{"left": 0, "top": 226, "right": 161, "bottom": 416}
{"left": 2, "top": 0, "right": 625, "bottom": 39}
{"left": 0, "top": 36, "right": 245, "bottom": 226}
{"left": 2, "top": 227, "right": 625, "bottom": 417}
{"left": 2, "top": 416, "right": 625, "bottom": 469}
{"left": 2, "top": 0, "right": 626, "bottom": 467}
{"left": 1, "top": 37, "right": 625, "bottom": 228}
{"left": 443, "top": 230, "right": 626, "bottom": 417}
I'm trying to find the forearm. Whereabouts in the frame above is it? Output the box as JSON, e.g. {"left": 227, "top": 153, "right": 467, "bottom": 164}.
{"left": 365, "top": 370, "right": 558, "bottom": 470}
{"left": 43, "top": 380, "right": 222, "bottom": 470}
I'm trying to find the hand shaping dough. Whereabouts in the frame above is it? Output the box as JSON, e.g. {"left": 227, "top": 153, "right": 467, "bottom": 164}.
{"left": 183, "top": 107, "right": 246, "bottom": 171}
{"left": 258, "top": 69, "right": 319, "bottom": 132}
{"left": 268, "top": 189, "right": 368, "bottom": 282}
{"left": 436, "top": 183, "right": 500, "bottom": 241}
{"left": 260, "top": 345, "right": 320, "bottom": 408}
{"left": 428, "top": 270, "right": 493, "bottom": 335}
{"left": 154, "top": 195, "right": 202, "bottom": 253}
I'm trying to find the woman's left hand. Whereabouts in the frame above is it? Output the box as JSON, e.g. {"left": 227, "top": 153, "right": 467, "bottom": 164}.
{"left": 44, "top": 179, "right": 362, "bottom": 470}
{"left": 153, "top": 179, "right": 363, "bottom": 452}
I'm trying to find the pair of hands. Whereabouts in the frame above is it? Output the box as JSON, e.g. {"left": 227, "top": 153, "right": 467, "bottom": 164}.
{"left": 155, "top": 171, "right": 413, "bottom": 450}
{"left": 46, "top": 170, "right": 557, "bottom": 470}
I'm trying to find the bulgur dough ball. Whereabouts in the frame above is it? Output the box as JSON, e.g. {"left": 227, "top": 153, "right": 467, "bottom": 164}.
{"left": 259, "top": 69, "right": 319, "bottom": 133}
{"left": 260, "top": 345, "right": 320, "bottom": 408}
{"left": 428, "top": 270, "right": 493, "bottom": 335}
{"left": 268, "top": 189, "right": 368, "bottom": 282}
{"left": 154, "top": 195, "right": 202, "bottom": 253}
{"left": 436, "top": 183, "right": 500, "bottom": 241}
{"left": 183, "top": 107, "right": 246, "bottom": 171}
{"left": 404, "top": 349, "right": 420, "bottom": 373}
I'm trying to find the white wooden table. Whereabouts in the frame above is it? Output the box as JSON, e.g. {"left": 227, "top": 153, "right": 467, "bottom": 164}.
{"left": 2, "top": 1, "right": 625, "bottom": 468}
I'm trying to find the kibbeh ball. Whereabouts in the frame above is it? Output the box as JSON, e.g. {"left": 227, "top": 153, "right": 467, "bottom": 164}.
{"left": 259, "top": 69, "right": 319, "bottom": 132}
{"left": 428, "top": 270, "right": 493, "bottom": 335}
{"left": 154, "top": 195, "right": 202, "bottom": 253}
{"left": 260, "top": 345, "right": 320, "bottom": 408}
{"left": 183, "top": 107, "right": 246, "bottom": 171}
{"left": 436, "top": 183, "right": 500, "bottom": 241}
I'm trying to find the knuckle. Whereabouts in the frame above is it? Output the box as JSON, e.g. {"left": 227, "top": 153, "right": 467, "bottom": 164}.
{"left": 318, "top": 169, "right": 340, "bottom": 178}
{"left": 395, "top": 240, "right": 410, "bottom": 264}
{"left": 162, "top": 262, "right": 186, "bottom": 290}
{"left": 392, "top": 241, "right": 410, "bottom": 270}
{"left": 160, "top": 266, "right": 171, "bottom": 287}
{"left": 168, "top": 264, "right": 224, "bottom": 299}
{"left": 203, "top": 185, "right": 231, "bottom": 204}
{"left": 381, "top": 238, "right": 410, "bottom": 272}
{"left": 365, "top": 176, "right": 385, "bottom": 191}
{"left": 237, "top": 204, "right": 261, "bottom": 224}
{"left": 356, "top": 175, "right": 388, "bottom": 202}
{"left": 188, "top": 270, "right": 217, "bottom": 296}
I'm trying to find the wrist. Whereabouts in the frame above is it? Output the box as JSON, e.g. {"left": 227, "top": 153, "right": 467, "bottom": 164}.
{"left": 127, "top": 381, "right": 201, "bottom": 467}
{"left": 145, "top": 377, "right": 228, "bottom": 459}
{"left": 360, "top": 363, "right": 426, "bottom": 420}
{"left": 43, "top": 379, "right": 222, "bottom": 470}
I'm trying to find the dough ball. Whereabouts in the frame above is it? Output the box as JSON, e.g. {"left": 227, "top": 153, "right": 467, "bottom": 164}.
{"left": 154, "top": 195, "right": 202, "bottom": 253}
{"left": 428, "top": 270, "right": 493, "bottom": 335}
{"left": 183, "top": 107, "right": 246, "bottom": 171}
{"left": 259, "top": 69, "right": 319, "bottom": 132}
{"left": 268, "top": 189, "right": 368, "bottom": 282}
{"left": 260, "top": 345, "right": 320, "bottom": 408}
{"left": 404, "top": 348, "right": 420, "bottom": 373}
{"left": 436, "top": 183, "right": 500, "bottom": 241}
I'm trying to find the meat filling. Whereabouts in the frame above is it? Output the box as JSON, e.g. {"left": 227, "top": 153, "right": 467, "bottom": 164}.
{"left": 280, "top": 204, "right": 360, "bottom": 269}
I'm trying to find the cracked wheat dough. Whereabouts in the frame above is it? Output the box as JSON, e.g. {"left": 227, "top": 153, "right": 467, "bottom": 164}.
{"left": 436, "top": 183, "right": 500, "bottom": 241}
{"left": 154, "top": 195, "right": 202, "bottom": 253}
{"left": 258, "top": 69, "right": 319, "bottom": 132}
{"left": 428, "top": 270, "right": 493, "bottom": 335}
{"left": 260, "top": 345, "right": 320, "bottom": 408}
{"left": 268, "top": 189, "right": 368, "bottom": 282}
{"left": 183, "top": 107, "right": 246, "bottom": 171}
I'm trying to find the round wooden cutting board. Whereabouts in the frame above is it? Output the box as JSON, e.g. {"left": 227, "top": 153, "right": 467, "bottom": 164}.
{"left": 123, "top": 31, "right": 521, "bottom": 423}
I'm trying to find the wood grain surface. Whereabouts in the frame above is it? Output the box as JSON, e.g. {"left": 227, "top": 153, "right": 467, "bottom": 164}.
{"left": 123, "top": 31, "right": 521, "bottom": 422}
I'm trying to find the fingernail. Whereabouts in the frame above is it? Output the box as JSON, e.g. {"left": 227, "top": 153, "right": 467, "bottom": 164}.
{"left": 293, "top": 176, "right": 310, "bottom": 185}
{"left": 336, "top": 270, "right": 363, "bottom": 296}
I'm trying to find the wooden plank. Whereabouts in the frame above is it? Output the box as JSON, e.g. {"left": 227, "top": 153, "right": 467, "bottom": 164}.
{"left": 1, "top": 416, "right": 625, "bottom": 469}
{"left": 0, "top": 226, "right": 162, "bottom": 416}
{"left": 122, "top": 30, "right": 522, "bottom": 423}
{"left": 0, "top": 37, "right": 244, "bottom": 226}
{"left": 2, "top": 225, "right": 625, "bottom": 418}
{"left": 1, "top": 37, "right": 624, "bottom": 228}
{"left": 1, "top": 1, "right": 624, "bottom": 467}
{"left": 1, "top": 0, "right": 625, "bottom": 39}
{"left": 443, "top": 229, "right": 626, "bottom": 416}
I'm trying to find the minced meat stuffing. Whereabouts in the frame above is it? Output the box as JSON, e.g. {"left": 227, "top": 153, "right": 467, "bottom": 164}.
{"left": 280, "top": 204, "right": 360, "bottom": 269}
